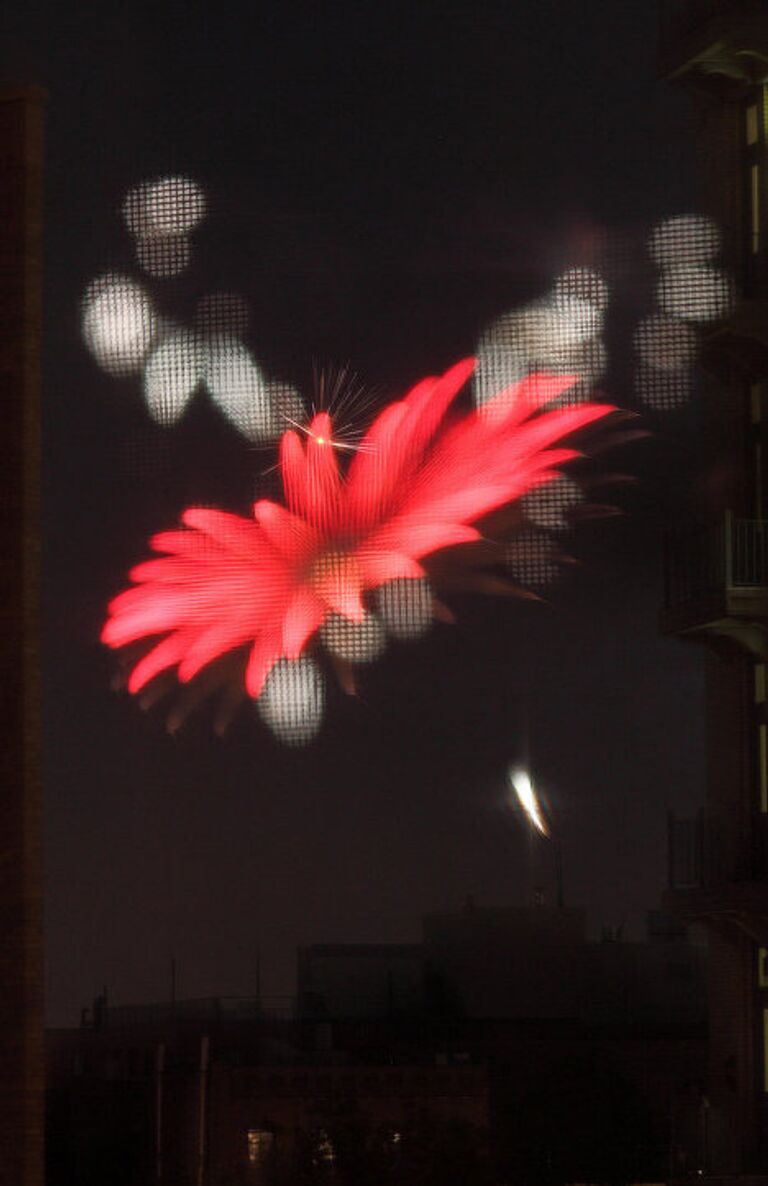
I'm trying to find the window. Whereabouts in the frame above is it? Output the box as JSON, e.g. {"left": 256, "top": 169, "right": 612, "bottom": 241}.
{"left": 247, "top": 1130, "right": 275, "bottom": 1165}
{"left": 758, "top": 947, "right": 768, "bottom": 988}
{"left": 744, "top": 91, "right": 765, "bottom": 281}
{"left": 312, "top": 1130, "right": 335, "bottom": 1166}
{"left": 751, "top": 164, "right": 761, "bottom": 255}
{"left": 752, "top": 665, "right": 768, "bottom": 813}
{"left": 751, "top": 384, "right": 763, "bottom": 426}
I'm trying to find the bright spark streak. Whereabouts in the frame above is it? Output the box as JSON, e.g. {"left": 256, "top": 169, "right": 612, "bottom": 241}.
{"left": 280, "top": 414, "right": 375, "bottom": 454}
{"left": 509, "top": 767, "right": 550, "bottom": 837}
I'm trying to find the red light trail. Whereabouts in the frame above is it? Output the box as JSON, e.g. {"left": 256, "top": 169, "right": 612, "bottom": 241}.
{"left": 102, "top": 358, "right": 614, "bottom": 741}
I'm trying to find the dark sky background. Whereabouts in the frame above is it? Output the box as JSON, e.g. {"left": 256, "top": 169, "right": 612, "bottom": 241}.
{"left": 3, "top": 1, "right": 709, "bottom": 1026}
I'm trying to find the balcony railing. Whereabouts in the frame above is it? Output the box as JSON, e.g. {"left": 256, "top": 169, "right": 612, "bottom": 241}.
{"left": 659, "top": 0, "right": 766, "bottom": 45}
{"left": 668, "top": 809, "right": 768, "bottom": 889}
{"left": 664, "top": 513, "right": 768, "bottom": 609}
{"left": 658, "top": 0, "right": 768, "bottom": 82}
{"left": 86, "top": 995, "right": 296, "bottom": 1028}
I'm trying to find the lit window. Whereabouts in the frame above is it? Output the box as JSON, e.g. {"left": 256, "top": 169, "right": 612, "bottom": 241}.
{"left": 247, "top": 1130, "right": 274, "bottom": 1164}
{"left": 755, "top": 442, "right": 764, "bottom": 518}
{"left": 751, "top": 164, "right": 760, "bottom": 255}
{"left": 313, "top": 1130, "right": 335, "bottom": 1166}
{"left": 758, "top": 948, "right": 768, "bottom": 988}
{"left": 751, "top": 384, "right": 763, "bottom": 426}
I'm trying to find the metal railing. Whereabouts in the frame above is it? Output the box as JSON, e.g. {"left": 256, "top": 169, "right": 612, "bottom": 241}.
{"left": 668, "top": 809, "right": 768, "bottom": 888}
{"left": 664, "top": 513, "right": 768, "bottom": 608}
{"left": 659, "top": 0, "right": 764, "bottom": 47}
{"left": 91, "top": 995, "right": 296, "bottom": 1028}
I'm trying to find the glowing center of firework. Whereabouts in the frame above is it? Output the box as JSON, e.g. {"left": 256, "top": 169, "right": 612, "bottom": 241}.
{"left": 509, "top": 767, "right": 550, "bottom": 837}
{"left": 291, "top": 417, "right": 359, "bottom": 454}
{"left": 310, "top": 551, "right": 366, "bottom": 620}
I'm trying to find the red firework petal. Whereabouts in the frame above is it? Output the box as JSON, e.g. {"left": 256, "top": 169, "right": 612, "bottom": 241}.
{"left": 103, "top": 358, "right": 617, "bottom": 717}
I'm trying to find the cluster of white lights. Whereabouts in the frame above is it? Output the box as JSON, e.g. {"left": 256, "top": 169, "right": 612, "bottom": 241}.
{"left": 505, "top": 529, "right": 561, "bottom": 590}
{"left": 123, "top": 175, "right": 206, "bottom": 279}
{"left": 521, "top": 473, "right": 583, "bottom": 531}
{"left": 254, "top": 578, "right": 436, "bottom": 745}
{"left": 471, "top": 269, "right": 607, "bottom": 592}
{"left": 81, "top": 274, "right": 158, "bottom": 376}
{"left": 636, "top": 214, "right": 733, "bottom": 410}
{"left": 81, "top": 176, "right": 304, "bottom": 442}
{"left": 319, "top": 611, "right": 386, "bottom": 664}
{"left": 257, "top": 656, "right": 326, "bottom": 747}
{"left": 474, "top": 266, "right": 609, "bottom": 414}
{"left": 374, "top": 577, "right": 434, "bottom": 641}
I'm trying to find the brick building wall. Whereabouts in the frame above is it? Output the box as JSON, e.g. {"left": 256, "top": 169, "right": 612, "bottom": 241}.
{"left": 0, "top": 87, "right": 44, "bottom": 1186}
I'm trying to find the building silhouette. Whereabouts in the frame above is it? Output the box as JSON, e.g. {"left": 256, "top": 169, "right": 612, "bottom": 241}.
{"left": 0, "top": 87, "right": 45, "bottom": 1186}
{"left": 660, "top": 0, "right": 768, "bottom": 1179}
{"left": 48, "top": 896, "right": 706, "bottom": 1184}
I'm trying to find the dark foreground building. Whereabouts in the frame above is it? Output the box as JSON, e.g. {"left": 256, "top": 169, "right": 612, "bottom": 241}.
{"left": 0, "top": 86, "right": 45, "bottom": 1186}
{"left": 48, "top": 900, "right": 705, "bottom": 1185}
{"left": 660, "top": 0, "right": 768, "bottom": 1181}
{"left": 47, "top": 1003, "right": 490, "bottom": 1186}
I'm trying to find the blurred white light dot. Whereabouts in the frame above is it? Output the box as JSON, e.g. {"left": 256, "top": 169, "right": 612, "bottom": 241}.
{"left": 522, "top": 473, "right": 583, "bottom": 530}
{"left": 520, "top": 302, "right": 597, "bottom": 362}
{"left": 194, "top": 292, "right": 251, "bottom": 340}
{"left": 505, "top": 530, "right": 560, "bottom": 588}
{"left": 122, "top": 175, "right": 207, "bottom": 237}
{"left": 634, "top": 314, "right": 698, "bottom": 373}
{"left": 549, "top": 295, "right": 603, "bottom": 342}
{"left": 657, "top": 266, "right": 734, "bottom": 323}
{"left": 635, "top": 363, "right": 692, "bottom": 411}
{"left": 553, "top": 267, "right": 609, "bottom": 311}
{"left": 203, "top": 338, "right": 278, "bottom": 442}
{"left": 143, "top": 330, "right": 204, "bottom": 426}
{"left": 375, "top": 578, "right": 434, "bottom": 640}
{"left": 135, "top": 234, "right": 192, "bottom": 279}
{"left": 81, "top": 273, "right": 157, "bottom": 376}
{"left": 268, "top": 379, "right": 307, "bottom": 427}
{"left": 562, "top": 337, "right": 607, "bottom": 402}
{"left": 319, "top": 612, "right": 386, "bottom": 664}
{"left": 648, "top": 215, "right": 721, "bottom": 269}
{"left": 257, "top": 657, "right": 325, "bottom": 746}
{"left": 473, "top": 341, "right": 529, "bottom": 409}
{"left": 474, "top": 283, "right": 607, "bottom": 413}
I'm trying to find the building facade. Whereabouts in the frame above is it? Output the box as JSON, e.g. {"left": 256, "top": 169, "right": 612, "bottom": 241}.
{"left": 0, "top": 87, "right": 45, "bottom": 1186}
{"left": 47, "top": 1006, "right": 490, "bottom": 1186}
{"left": 660, "top": 0, "right": 768, "bottom": 1179}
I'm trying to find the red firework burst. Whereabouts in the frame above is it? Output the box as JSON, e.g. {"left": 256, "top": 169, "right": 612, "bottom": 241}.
{"left": 102, "top": 358, "right": 615, "bottom": 738}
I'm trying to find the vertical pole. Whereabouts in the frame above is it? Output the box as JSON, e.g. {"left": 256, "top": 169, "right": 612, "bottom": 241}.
{"left": 724, "top": 509, "right": 734, "bottom": 588}
{"left": 196, "top": 1036, "right": 210, "bottom": 1186}
{"left": 155, "top": 1043, "right": 165, "bottom": 1182}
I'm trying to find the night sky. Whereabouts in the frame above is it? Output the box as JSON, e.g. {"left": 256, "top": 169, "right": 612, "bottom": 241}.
{"left": 3, "top": 1, "right": 707, "bottom": 1025}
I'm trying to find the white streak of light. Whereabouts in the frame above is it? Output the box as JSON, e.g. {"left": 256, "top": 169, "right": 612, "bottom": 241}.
{"left": 509, "top": 767, "right": 550, "bottom": 837}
